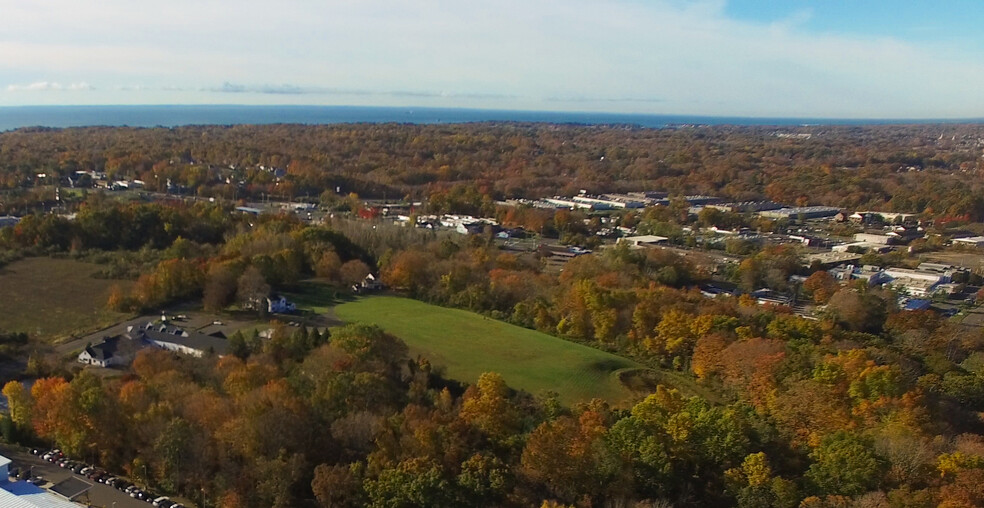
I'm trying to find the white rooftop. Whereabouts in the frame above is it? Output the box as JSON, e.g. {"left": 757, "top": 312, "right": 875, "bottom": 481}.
{"left": 0, "top": 482, "right": 82, "bottom": 508}
{"left": 622, "top": 235, "right": 669, "bottom": 243}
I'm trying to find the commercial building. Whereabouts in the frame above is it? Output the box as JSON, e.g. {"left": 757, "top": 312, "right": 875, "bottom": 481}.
{"left": 952, "top": 236, "right": 984, "bottom": 248}
{"left": 705, "top": 201, "right": 784, "bottom": 213}
{"left": 627, "top": 191, "right": 668, "bottom": 200}
{"left": 874, "top": 267, "right": 953, "bottom": 298}
{"left": 618, "top": 235, "right": 669, "bottom": 248}
{"left": 803, "top": 251, "right": 863, "bottom": 268}
{"left": 0, "top": 455, "right": 85, "bottom": 507}
{"left": 683, "top": 195, "right": 723, "bottom": 206}
{"left": 853, "top": 233, "right": 895, "bottom": 245}
{"left": 758, "top": 206, "right": 841, "bottom": 220}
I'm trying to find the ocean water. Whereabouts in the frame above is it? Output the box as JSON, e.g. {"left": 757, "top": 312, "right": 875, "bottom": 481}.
{"left": 0, "top": 105, "right": 977, "bottom": 131}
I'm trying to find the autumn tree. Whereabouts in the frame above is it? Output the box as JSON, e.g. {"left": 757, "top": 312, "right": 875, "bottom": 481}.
{"left": 315, "top": 250, "right": 343, "bottom": 281}
{"left": 237, "top": 265, "right": 270, "bottom": 311}
{"left": 203, "top": 263, "right": 239, "bottom": 312}
{"left": 459, "top": 372, "right": 520, "bottom": 441}
{"left": 2, "top": 380, "right": 32, "bottom": 430}
{"left": 806, "top": 431, "right": 886, "bottom": 496}
{"left": 803, "top": 271, "right": 838, "bottom": 304}
{"left": 339, "top": 259, "right": 371, "bottom": 286}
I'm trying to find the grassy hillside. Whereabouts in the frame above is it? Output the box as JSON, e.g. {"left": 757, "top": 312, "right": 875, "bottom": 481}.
{"left": 0, "top": 257, "right": 133, "bottom": 341}
{"left": 334, "top": 295, "right": 647, "bottom": 405}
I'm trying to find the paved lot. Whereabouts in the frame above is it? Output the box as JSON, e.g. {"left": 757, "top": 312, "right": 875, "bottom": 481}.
{"left": 0, "top": 444, "right": 166, "bottom": 508}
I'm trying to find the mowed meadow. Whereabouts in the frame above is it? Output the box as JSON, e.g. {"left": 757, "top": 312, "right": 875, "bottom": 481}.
{"left": 334, "top": 295, "right": 648, "bottom": 405}
{"left": 0, "top": 257, "right": 133, "bottom": 340}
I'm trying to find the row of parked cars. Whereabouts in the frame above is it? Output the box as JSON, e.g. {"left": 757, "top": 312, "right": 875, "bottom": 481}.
{"left": 30, "top": 448, "right": 186, "bottom": 508}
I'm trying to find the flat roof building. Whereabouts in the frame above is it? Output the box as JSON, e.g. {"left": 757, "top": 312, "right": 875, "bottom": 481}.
{"left": 618, "top": 235, "right": 669, "bottom": 248}
{"left": 0, "top": 454, "right": 86, "bottom": 507}
{"left": 953, "top": 236, "right": 984, "bottom": 248}
{"left": 706, "top": 201, "right": 784, "bottom": 213}
{"left": 758, "top": 206, "right": 841, "bottom": 220}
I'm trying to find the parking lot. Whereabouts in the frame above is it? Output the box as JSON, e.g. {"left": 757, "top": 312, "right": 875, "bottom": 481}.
{"left": 0, "top": 444, "right": 192, "bottom": 508}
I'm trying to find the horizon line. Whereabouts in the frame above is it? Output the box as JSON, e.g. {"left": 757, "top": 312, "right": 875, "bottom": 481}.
{"left": 2, "top": 103, "right": 984, "bottom": 126}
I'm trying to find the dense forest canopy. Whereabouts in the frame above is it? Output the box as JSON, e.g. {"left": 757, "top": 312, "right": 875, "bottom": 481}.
{"left": 4, "top": 124, "right": 984, "bottom": 507}
{"left": 2, "top": 123, "right": 984, "bottom": 218}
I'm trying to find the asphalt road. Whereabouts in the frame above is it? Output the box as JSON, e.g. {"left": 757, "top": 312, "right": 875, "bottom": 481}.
{"left": 0, "top": 444, "right": 168, "bottom": 508}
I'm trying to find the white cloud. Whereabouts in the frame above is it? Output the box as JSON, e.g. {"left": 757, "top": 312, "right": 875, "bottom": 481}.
{"left": 6, "top": 81, "right": 93, "bottom": 92}
{"left": 0, "top": 0, "right": 982, "bottom": 117}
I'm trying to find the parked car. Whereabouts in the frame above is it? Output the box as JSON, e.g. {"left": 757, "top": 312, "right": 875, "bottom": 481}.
{"left": 114, "top": 479, "right": 133, "bottom": 491}
{"left": 80, "top": 466, "right": 94, "bottom": 475}
{"left": 71, "top": 464, "right": 86, "bottom": 474}
{"left": 28, "top": 476, "right": 45, "bottom": 486}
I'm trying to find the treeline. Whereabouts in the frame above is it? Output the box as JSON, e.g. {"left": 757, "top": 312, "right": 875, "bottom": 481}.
{"left": 6, "top": 311, "right": 984, "bottom": 507}
{"left": 0, "top": 198, "right": 236, "bottom": 253}
{"left": 0, "top": 200, "right": 372, "bottom": 312}
{"left": 4, "top": 123, "right": 984, "bottom": 218}
{"left": 0, "top": 325, "right": 768, "bottom": 508}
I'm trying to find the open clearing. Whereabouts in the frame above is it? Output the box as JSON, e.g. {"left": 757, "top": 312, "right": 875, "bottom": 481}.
{"left": 335, "top": 295, "right": 647, "bottom": 405}
{"left": 0, "top": 257, "right": 134, "bottom": 341}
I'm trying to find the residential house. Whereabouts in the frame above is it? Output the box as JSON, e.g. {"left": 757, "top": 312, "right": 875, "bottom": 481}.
{"left": 267, "top": 294, "right": 297, "bottom": 314}
{"left": 77, "top": 335, "right": 145, "bottom": 368}
{"left": 353, "top": 273, "right": 385, "bottom": 293}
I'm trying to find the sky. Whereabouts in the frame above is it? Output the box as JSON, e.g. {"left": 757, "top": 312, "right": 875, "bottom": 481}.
{"left": 1, "top": 0, "right": 983, "bottom": 118}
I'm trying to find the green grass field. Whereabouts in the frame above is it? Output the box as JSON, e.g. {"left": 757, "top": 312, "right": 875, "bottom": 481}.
{"left": 334, "top": 296, "right": 647, "bottom": 405}
{"left": 0, "top": 257, "right": 134, "bottom": 341}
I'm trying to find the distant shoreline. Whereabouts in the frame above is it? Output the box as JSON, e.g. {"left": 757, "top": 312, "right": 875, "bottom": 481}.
{"left": 1, "top": 104, "right": 982, "bottom": 131}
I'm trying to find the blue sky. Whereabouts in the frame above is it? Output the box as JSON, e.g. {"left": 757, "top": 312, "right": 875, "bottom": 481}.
{"left": 2, "top": 0, "right": 983, "bottom": 118}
